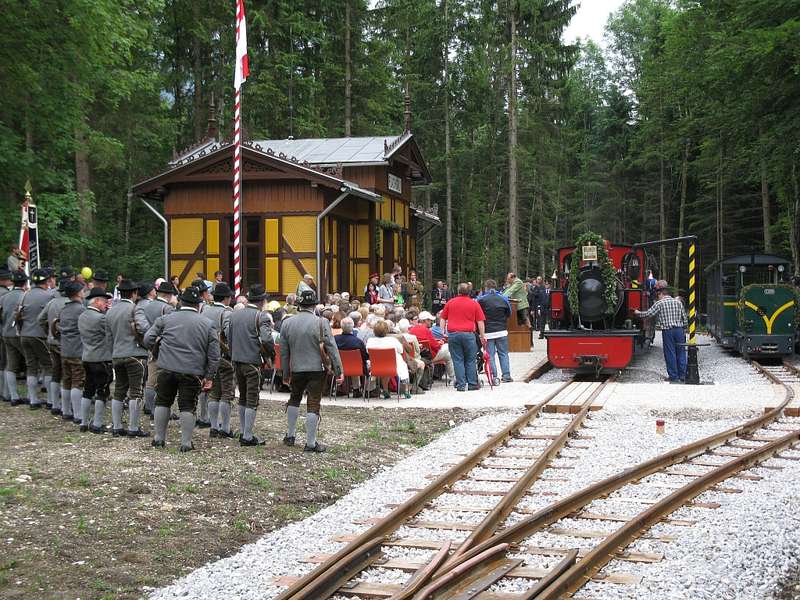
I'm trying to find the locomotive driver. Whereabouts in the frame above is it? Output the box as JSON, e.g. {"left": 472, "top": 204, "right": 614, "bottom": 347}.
{"left": 635, "top": 280, "right": 688, "bottom": 384}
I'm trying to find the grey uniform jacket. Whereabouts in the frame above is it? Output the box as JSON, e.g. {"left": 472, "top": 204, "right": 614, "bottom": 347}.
{"left": 106, "top": 299, "right": 149, "bottom": 359}
{"left": 143, "top": 307, "right": 220, "bottom": 379}
{"left": 133, "top": 298, "right": 151, "bottom": 336}
{"left": 228, "top": 305, "right": 273, "bottom": 364}
{"left": 202, "top": 303, "right": 232, "bottom": 356}
{"left": 18, "top": 286, "right": 53, "bottom": 338}
{"left": 59, "top": 300, "right": 85, "bottom": 359}
{"left": 142, "top": 298, "right": 174, "bottom": 328}
{"left": 0, "top": 288, "right": 24, "bottom": 338}
{"left": 280, "top": 309, "right": 342, "bottom": 376}
{"left": 39, "top": 296, "right": 68, "bottom": 346}
{"left": 78, "top": 307, "right": 113, "bottom": 362}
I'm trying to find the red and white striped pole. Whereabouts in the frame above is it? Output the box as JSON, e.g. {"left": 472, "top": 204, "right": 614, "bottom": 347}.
{"left": 233, "top": 0, "right": 249, "bottom": 297}
{"left": 233, "top": 89, "right": 242, "bottom": 296}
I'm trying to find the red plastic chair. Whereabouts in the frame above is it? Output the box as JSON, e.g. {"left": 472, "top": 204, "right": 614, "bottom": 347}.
{"left": 339, "top": 349, "right": 366, "bottom": 399}
{"left": 367, "top": 347, "right": 401, "bottom": 402}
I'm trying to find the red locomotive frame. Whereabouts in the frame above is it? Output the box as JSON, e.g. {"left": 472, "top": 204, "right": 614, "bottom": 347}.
{"left": 545, "top": 241, "right": 654, "bottom": 373}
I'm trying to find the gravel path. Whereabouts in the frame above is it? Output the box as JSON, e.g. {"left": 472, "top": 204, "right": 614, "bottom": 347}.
{"left": 148, "top": 337, "right": 800, "bottom": 600}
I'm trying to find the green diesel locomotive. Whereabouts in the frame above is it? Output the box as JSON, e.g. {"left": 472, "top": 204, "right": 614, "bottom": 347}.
{"left": 706, "top": 254, "right": 798, "bottom": 358}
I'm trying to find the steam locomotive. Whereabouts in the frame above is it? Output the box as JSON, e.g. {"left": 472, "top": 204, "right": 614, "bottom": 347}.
{"left": 545, "top": 241, "right": 655, "bottom": 374}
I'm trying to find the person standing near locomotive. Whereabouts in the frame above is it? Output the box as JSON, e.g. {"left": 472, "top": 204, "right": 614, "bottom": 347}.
{"left": 635, "top": 280, "right": 688, "bottom": 384}
{"left": 502, "top": 272, "right": 530, "bottom": 328}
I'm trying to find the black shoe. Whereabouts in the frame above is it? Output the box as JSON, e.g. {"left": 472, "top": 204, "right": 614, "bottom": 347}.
{"left": 283, "top": 435, "right": 295, "bottom": 447}
{"left": 29, "top": 403, "right": 42, "bottom": 410}
{"left": 72, "top": 417, "right": 82, "bottom": 425}
{"left": 179, "top": 443, "right": 194, "bottom": 453}
{"left": 303, "top": 442, "right": 326, "bottom": 453}
{"left": 195, "top": 420, "right": 211, "bottom": 429}
{"left": 89, "top": 425, "right": 105, "bottom": 435}
{"left": 455, "top": 386, "right": 466, "bottom": 392}
{"left": 418, "top": 384, "right": 431, "bottom": 391}
{"left": 143, "top": 406, "right": 152, "bottom": 416}
{"left": 61, "top": 413, "right": 74, "bottom": 421}
{"left": 217, "top": 429, "right": 235, "bottom": 439}
{"left": 10, "top": 399, "right": 20, "bottom": 406}
{"left": 112, "top": 428, "right": 127, "bottom": 437}
{"left": 351, "top": 389, "right": 362, "bottom": 398}
{"left": 538, "top": 334, "right": 545, "bottom": 339}
{"left": 468, "top": 384, "right": 481, "bottom": 391}
{"left": 669, "top": 379, "right": 683, "bottom": 385}
{"left": 79, "top": 425, "right": 88, "bottom": 433}
{"left": 170, "top": 413, "right": 179, "bottom": 421}
{"left": 240, "top": 435, "right": 266, "bottom": 447}
{"left": 0, "top": 396, "right": 7, "bottom": 403}
{"left": 209, "top": 429, "right": 219, "bottom": 438}
{"left": 50, "top": 407, "right": 62, "bottom": 415}
{"left": 501, "top": 376, "right": 513, "bottom": 383}
{"left": 151, "top": 439, "right": 165, "bottom": 448}
{"left": 127, "top": 430, "right": 150, "bottom": 438}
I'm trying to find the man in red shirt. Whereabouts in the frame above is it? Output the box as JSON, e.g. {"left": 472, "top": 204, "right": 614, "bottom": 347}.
{"left": 439, "top": 283, "right": 486, "bottom": 391}
{"left": 410, "top": 311, "right": 455, "bottom": 380}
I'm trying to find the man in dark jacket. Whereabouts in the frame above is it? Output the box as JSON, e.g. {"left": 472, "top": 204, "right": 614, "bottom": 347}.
{"left": 280, "top": 288, "right": 342, "bottom": 453}
{"left": 537, "top": 280, "right": 552, "bottom": 339}
{"left": 478, "top": 280, "right": 513, "bottom": 384}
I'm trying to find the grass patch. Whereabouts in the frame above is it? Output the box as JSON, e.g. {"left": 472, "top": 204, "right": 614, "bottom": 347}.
{"left": 245, "top": 474, "right": 273, "bottom": 491}
{"left": 76, "top": 473, "right": 91, "bottom": 488}
{"left": 184, "top": 484, "right": 198, "bottom": 494}
{"left": 233, "top": 517, "right": 249, "bottom": 533}
{"left": 390, "top": 420, "right": 417, "bottom": 434}
{"left": 319, "top": 467, "right": 343, "bottom": 481}
{"left": 274, "top": 504, "right": 319, "bottom": 521}
{"left": 77, "top": 516, "right": 88, "bottom": 534}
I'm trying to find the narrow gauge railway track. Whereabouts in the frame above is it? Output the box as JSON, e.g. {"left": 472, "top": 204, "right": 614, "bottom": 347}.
{"left": 273, "top": 376, "right": 615, "bottom": 600}
{"left": 398, "top": 361, "right": 800, "bottom": 599}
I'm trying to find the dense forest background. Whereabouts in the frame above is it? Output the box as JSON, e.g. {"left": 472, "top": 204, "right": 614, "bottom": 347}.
{"left": 1, "top": 0, "right": 798, "bottom": 297}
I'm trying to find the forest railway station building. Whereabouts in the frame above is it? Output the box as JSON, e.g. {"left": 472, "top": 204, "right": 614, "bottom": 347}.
{"left": 132, "top": 133, "right": 438, "bottom": 297}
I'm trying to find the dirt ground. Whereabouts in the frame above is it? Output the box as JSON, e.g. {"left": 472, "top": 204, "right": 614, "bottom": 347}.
{"left": 0, "top": 398, "right": 488, "bottom": 599}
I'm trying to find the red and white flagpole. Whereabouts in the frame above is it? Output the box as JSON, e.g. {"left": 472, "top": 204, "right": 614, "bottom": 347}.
{"left": 233, "top": 0, "right": 250, "bottom": 297}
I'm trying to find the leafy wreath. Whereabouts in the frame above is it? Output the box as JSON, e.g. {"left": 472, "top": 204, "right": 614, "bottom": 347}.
{"left": 567, "top": 231, "right": 618, "bottom": 319}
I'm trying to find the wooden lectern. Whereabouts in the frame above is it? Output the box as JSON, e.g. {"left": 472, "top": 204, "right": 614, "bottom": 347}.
{"left": 506, "top": 299, "right": 532, "bottom": 352}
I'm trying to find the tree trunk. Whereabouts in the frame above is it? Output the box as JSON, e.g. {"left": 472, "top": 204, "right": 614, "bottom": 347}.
{"left": 716, "top": 136, "right": 723, "bottom": 261}
{"left": 344, "top": 0, "right": 352, "bottom": 137}
{"left": 75, "top": 125, "right": 93, "bottom": 261}
{"left": 507, "top": 0, "right": 519, "bottom": 273}
{"left": 673, "top": 139, "right": 690, "bottom": 286}
{"left": 659, "top": 135, "right": 666, "bottom": 278}
{"left": 761, "top": 150, "right": 772, "bottom": 253}
{"left": 538, "top": 193, "right": 545, "bottom": 277}
{"left": 443, "top": 0, "right": 453, "bottom": 284}
{"left": 791, "top": 160, "right": 800, "bottom": 276}
{"left": 525, "top": 170, "right": 536, "bottom": 277}
{"left": 192, "top": 6, "right": 204, "bottom": 142}
{"left": 424, "top": 187, "right": 433, "bottom": 285}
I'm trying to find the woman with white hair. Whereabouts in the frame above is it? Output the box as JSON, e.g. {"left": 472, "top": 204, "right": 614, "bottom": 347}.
{"left": 366, "top": 320, "right": 410, "bottom": 399}
{"left": 398, "top": 318, "right": 426, "bottom": 389}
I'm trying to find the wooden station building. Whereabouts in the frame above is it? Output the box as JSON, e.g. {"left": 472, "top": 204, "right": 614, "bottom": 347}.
{"left": 132, "top": 131, "right": 439, "bottom": 297}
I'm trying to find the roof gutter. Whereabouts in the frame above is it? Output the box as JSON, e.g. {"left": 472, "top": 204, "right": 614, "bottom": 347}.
{"left": 139, "top": 195, "right": 169, "bottom": 279}
{"left": 317, "top": 190, "right": 350, "bottom": 298}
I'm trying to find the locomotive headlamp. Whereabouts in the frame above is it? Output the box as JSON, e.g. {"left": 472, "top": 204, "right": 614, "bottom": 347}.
{"left": 778, "top": 265, "right": 785, "bottom": 272}
{"left": 739, "top": 265, "right": 747, "bottom": 273}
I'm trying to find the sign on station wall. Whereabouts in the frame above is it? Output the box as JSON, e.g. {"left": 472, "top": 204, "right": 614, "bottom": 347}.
{"left": 388, "top": 173, "right": 403, "bottom": 194}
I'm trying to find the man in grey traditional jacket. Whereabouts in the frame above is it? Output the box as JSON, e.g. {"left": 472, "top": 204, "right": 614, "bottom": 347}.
{"left": 18, "top": 268, "right": 55, "bottom": 408}
{"left": 106, "top": 279, "right": 149, "bottom": 437}
{"left": 58, "top": 282, "right": 86, "bottom": 424}
{"left": 79, "top": 287, "right": 114, "bottom": 434}
{"left": 201, "top": 282, "right": 234, "bottom": 438}
{"left": 279, "top": 288, "right": 342, "bottom": 453}
{"left": 0, "top": 270, "right": 28, "bottom": 405}
{"left": 0, "top": 267, "right": 11, "bottom": 403}
{"left": 144, "top": 286, "right": 220, "bottom": 452}
{"left": 38, "top": 278, "right": 69, "bottom": 414}
{"left": 138, "top": 280, "right": 176, "bottom": 415}
{"left": 228, "top": 284, "right": 274, "bottom": 446}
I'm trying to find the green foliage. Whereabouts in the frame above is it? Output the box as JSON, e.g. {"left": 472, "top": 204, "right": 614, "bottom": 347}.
{"left": 567, "top": 232, "right": 618, "bottom": 319}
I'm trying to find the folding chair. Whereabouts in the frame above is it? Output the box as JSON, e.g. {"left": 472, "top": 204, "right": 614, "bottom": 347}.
{"left": 367, "top": 347, "right": 401, "bottom": 402}
{"left": 339, "top": 349, "right": 367, "bottom": 400}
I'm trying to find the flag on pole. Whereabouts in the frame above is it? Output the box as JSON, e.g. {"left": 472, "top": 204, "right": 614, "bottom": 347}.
{"left": 232, "top": 0, "right": 249, "bottom": 296}
{"left": 234, "top": 0, "right": 249, "bottom": 88}
{"left": 18, "top": 180, "right": 39, "bottom": 274}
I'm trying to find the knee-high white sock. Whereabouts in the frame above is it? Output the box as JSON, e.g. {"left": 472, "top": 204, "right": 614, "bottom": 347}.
{"left": 26, "top": 376, "right": 39, "bottom": 405}
{"left": 219, "top": 402, "right": 232, "bottom": 433}
{"left": 0, "top": 371, "right": 6, "bottom": 398}
{"left": 128, "top": 398, "right": 141, "bottom": 432}
{"left": 207, "top": 400, "right": 219, "bottom": 429}
{"left": 306, "top": 413, "right": 320, "bottom": 448}
{"left": 179, "top": 412, "right": 194, "bottom": 448}
{"left": 238, "top": 404, "right": 246, "bottom": 431}
{"left": 287, "top": 405, "right": 299, "bottom": 437}
{"left": 5, "top": 371, "right": 19, "bottom": 400}
{"left": 243, "top": 408, "right": 257, "bottom": 441}
{"left": 93, "top": 400, "right": 105, "bottom": 428}
{"left": 154, "top": 406, "right": 170, "bottom": 443}
{"left": 70, "top": 388, "right": 81, "bottom": 419}
{"left": 80, "top": 397, "right": 92, "bottom": 426}
{"left": 49, "top": 381, "right": 59, "bottom": 408}
{"left": 61, "top": 387, "right": 70, "bottom": 415}
{"left": 197, "top": 392, "right": 208, "bottom": 421}
{"left": 43, "top": 376, "right": 52, "bottom": 405}
{"left": 145, "top": 388, "right": 156, "bottom": 413}
{"left": 111, "top": 399, "right": 124, "bottom": 430}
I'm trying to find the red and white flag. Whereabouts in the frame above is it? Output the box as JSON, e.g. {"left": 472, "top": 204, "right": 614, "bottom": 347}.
{"left": 234, "top": 0, "right": 249, "bottom": 89}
